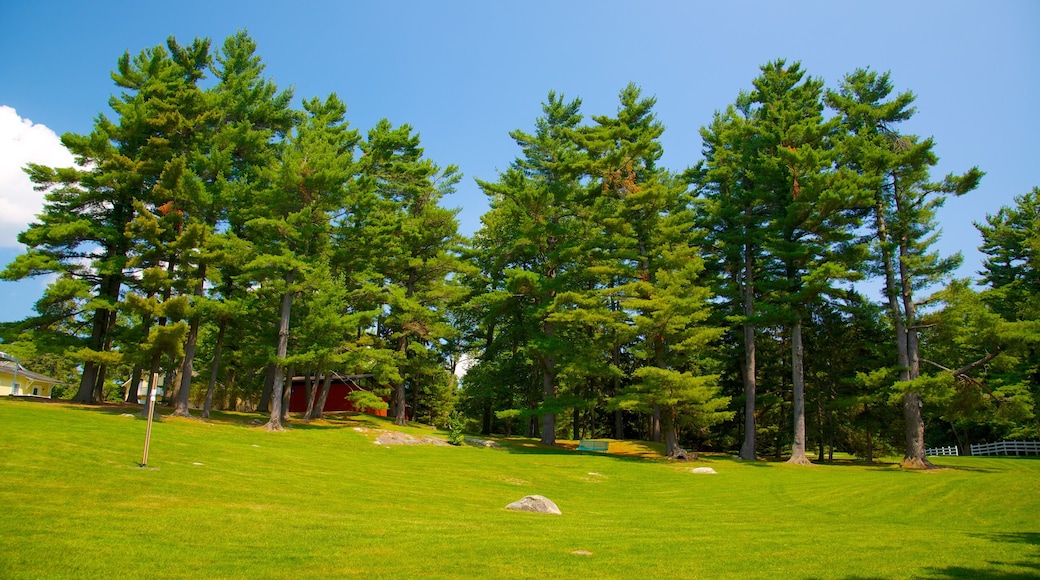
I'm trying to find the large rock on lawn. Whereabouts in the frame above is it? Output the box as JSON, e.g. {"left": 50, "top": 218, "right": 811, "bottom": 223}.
{"left": 464, "top": 436, "right": 502, "bottom": 448}
{"left": 505, "top": 495, "right": 562, "bottom": 515}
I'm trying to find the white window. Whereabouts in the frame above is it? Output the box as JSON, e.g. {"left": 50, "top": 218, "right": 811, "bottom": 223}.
{"left": 32, "top": 387, "right": 40, "bottom": 396}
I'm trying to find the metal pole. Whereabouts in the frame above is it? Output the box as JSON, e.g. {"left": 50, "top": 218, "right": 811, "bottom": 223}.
{"left": 141, "top": 373, "right": 157, "bottom": 467}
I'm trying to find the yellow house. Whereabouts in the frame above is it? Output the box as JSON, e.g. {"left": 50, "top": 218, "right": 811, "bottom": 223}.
{"left": 0, "top": 352, "right": 63, "bottom": 398}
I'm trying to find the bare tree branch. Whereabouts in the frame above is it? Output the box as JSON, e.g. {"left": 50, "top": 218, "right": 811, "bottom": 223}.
{"left": 952, "top": 348, "right": 1001, "bottom": 378}
{"left": 920, "top": 359, "right": 952, "bottom": 373}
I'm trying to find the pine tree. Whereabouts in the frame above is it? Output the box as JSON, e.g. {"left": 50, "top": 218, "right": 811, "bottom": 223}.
{"left": 697, "top": 103, "right": 765, "bottom": 460}
{"left": 577, "top": 84, "right": 730, "bottom": 456}
{"left": 475, "top": 93, "right": 587, "bottom": 445}
{"left": 751, "top": 61, "right": 870, "bottom": 464}
{"left": 826, "top": 68, "right": 983, "bottom": 468}
{"left": 460, "top": 221, "right": 543, "bottom": 436}
{"left": 243, "top": 94, "right": 359, "bottom": 431}
{"left": 2, "top": 37, "right": 212, "bottom": 403}
{"left": 169, "top": 31, "right": 296, "bottom": 416}
{"left": 976, "top": 188, "right": 1040, "bottom": 321}
{"left": 355, "top": 120, "right": 464, "bottom": 426}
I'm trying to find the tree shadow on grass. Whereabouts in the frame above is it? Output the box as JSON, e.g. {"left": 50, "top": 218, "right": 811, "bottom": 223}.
{"left": 918, "top": 532, "right": 1040, "bottom": 579}
{"left": 833, "top": 534, "right": 1040, "bottom": 580}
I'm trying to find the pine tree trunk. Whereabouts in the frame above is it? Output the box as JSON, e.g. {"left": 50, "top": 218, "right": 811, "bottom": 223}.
{"left": 827, "top": 405, "right": 835, "bottom": 463}
{"left": 74, "top": 274, "right": 120, "bottom": 403}
{"left": 93, "top": 360, "right": 108, "bottom": 402}
{"left": 173, "top": 316, "right": 200, "bottom": 416}
{"left": 788, "top": 317, "right": 811, "bottom": 465}
{"left": 73, "top": 312, "right": 107, "bottom": 402}
{"left": 266, "top": 271, "right": 295, "bottom": 432}
{"left": 259, "top": 363, "right": 275, "bottom": 413}
{"left": 898, "top": 231, "right": 932, "bottom": 469}
{"left": 901, "top": 391, "right": 932, "bottom": 468}
{"left": 739, "top": 241, "right": 758, "bottom": 460}
{"left": 304, "top": 371, "right": 317, "bottom": 418}
{"left": 174, "top": 266, "right": 207, "bottom": 417}
{"left": 651, "top": 405, "right": 661, "bottom": 443}
{"left": 90, "top": 306, "right": 119, "bottom": 402}
{"left": 281, "top": 366, "right": 293, "bottom": 422}
{"left": 613, "top": 345, "right": 624, "bottom": 440}
{"left": 817, "top": 393, "right": 826, "bottom": 461}
{"left": 392, "top": 330, "right": 409, "bottom": 426}
{"left": 281, "top": 374, "right": 291, "bottom": 421}
{"left": 163, "top": 356, "right": 180, "bottom": 407}
{"left": 309, "top": 373, "right": 332, "bottom": 420}
{"left": 202, "top": 320, "right": 226, "bottom": 419}
{"left": 99, "top": 277, "right": 122, "bottom": 398}
{"left": 663, "top": 406, "right": 691, "bottom": 459}
{"left": 540, "top": 322, "right": 557, "bottom": 446}
{"left": 889, "top": 176, "right": 933, "bottom": 468}
{"left": 75, "top": 360, "right": 100, "bottom": 403}
{"left": 126, "top": 364, "right": 143, "bottom": 404}
{"left": 480, "top": 324, "right": 496, "bottom": 435}
{"left": 481, "top": 399, "right": 492, "bottom": 436}
{"left": 226, "top": 368, "right": 238, "bottom": 412}
{"left": 876, "top": 185, "right": 910, "bottom": 380}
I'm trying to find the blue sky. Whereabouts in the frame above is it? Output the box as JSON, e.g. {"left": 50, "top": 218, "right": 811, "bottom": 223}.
{"left": 1, "top": 0, "right": 1037, "bottom": 322}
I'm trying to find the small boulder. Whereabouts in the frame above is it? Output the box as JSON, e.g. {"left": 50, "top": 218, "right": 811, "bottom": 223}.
{"left": 505, "top": 495, "right": 562, "bottom": 515}
{"left": 690, "top": 467, "right": 717, "bottom": 474}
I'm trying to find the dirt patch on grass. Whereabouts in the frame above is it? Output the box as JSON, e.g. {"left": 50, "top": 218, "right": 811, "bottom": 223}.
{"left": 357, "top": 427, "right": 450, "bottom": 446}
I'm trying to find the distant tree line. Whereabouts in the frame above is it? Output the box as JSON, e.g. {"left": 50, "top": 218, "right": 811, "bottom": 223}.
{"left": 2, "top": 33, "right": 1037, "bottom": 466}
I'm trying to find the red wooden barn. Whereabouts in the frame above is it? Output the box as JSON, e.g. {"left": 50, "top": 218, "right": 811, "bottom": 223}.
{"left": 287, "top": 374, "right": 389, "bottom": 417}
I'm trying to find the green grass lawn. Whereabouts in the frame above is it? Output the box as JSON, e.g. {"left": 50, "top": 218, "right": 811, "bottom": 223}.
{"left": 1, "top": 398, "right": 1038, "bottom": 579}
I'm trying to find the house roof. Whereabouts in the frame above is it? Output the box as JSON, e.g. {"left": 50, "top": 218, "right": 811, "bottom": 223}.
{"left": 0, "top": 360, "right": 63, "bottom": 385}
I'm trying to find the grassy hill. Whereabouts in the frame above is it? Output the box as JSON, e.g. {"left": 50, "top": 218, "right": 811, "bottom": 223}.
{"left": 1, "top": 397, "right": 1037, "bottom": 579}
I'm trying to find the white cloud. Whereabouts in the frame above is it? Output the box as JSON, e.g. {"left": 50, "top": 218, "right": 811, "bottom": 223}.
{"left": 0, "top": 105, "right": 75, "bottom": 248}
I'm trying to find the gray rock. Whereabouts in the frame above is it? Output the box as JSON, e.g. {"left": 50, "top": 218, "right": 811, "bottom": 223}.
{"left": 505, "top": 495, "right": 562, "bottom": 515}
{"left": 463, "top": 437, "right": 502, "bottom": 448}
{"left": 373, "top": 431, "right": 450, "bottom": 446}
{"left": 690, "top": 467, "right": 717, "bottom": 474}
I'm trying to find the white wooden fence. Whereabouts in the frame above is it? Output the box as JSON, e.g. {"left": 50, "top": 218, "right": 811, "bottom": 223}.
{"left": 925, "top": 441, "right": 1040, "bottom": 457}
{"left": 969, "top": 440, "right": 1040, "bottom": 456}
{"left": 925, "top": 445, "right": 959, "bottom": 456}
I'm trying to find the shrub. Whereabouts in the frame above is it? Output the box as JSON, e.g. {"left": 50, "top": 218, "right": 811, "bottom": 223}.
{"left": 446, "top": 411, "right": 465, "bottom": 445}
